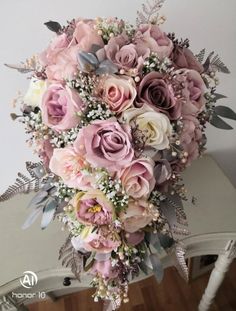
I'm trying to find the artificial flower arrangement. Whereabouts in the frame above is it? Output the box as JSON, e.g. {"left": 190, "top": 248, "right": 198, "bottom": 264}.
{"left": 1, "top": 0, "right": 236, "bottom": 309}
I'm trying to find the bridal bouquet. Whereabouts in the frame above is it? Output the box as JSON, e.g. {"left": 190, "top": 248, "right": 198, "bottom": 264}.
{"left": 2, "top": 0, "right": 235, "bottom": 309}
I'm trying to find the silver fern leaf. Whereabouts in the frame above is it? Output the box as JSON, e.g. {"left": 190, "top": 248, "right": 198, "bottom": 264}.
{"left": 136, "top": 0, "right": 165, "bottom": 26}
{"left": 0, "top": 162, "right": 46, "bottom": 202}
{"left": 4, "top": 63, "right": 34, "bottom": 74}
{"left": 195, "top": 48, "right": 205, "bottom": 63}
{"left": 59, "top": 235, "right": 83, "bottom": 280}
{"left": 203, "top": 51, "right": 230, "bottom": 74}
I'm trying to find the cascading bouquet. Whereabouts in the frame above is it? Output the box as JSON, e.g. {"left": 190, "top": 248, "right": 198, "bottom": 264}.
{"left": 1, "top": 0, "right": 236, "bottom": 309}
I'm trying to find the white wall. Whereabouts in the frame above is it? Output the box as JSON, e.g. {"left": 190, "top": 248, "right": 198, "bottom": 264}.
{"left": 0, "top": 0, "right": 235, "bottom": 192}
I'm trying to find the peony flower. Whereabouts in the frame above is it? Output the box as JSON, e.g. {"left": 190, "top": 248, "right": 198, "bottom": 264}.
{"left": 24, "top": 78, "right": 47, "bottom": 107}
{"left": 91, "top": 259, "right": 118, "bottom": 279}
{"left": 182, "top": 70, "right": 206, "bottom": 115}
{"left": 135, "top": 24, "right": 173, "bottom": 59}
{"left": 71, "top": 190, "right": 114, "bottom": 226}
{"left": 74, "top": 118, "right": 134, "bottom": 172}
{"left": 49, "top": 147, "right": 92, "bottom": 190}
{"left": 170, "top": 46, "right": 204, "bottom": 73}
{"left": 180, "top": 115, "right": 203, "bottom": 165}
{"left": 120, "top": 199, "right": 153, "bottom": 233}
{"left": 105, "top": 34, "right": 149, "bottom": 75}
{"left": 83, "top": 231, "right": 121, "bottom": 254}
{"left": 73, "top": 19, "right": 104, "bottom": 52}
{"left": 122, "top": 104, "right": 172, "bottom": 154}
{"left": 98, "top": 75, "right": 137, "bottom": 114}
{"left": 41, "top": 84, "right": 83, "bottom": 131}
{"left": 136, "top": 72, "right": 181, "bottom": 120}
{"left": 119, "top": 157, "right": 155, "bottom": 199}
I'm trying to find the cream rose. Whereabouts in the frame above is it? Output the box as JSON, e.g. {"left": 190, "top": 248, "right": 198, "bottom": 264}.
{"left": 122, "top": 104, "right": 172, "bottom": 154}
{"left": 99, "top": 76, "right": 137, "bottom": 114}
{"left": 24, "top": 78, "right": 47, "bottom": 107}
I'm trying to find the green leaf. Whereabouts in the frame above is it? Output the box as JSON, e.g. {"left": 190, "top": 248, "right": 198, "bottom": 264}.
{"left": 44, "top": 21, "right": 62, "bottom": 33}
{"left": 41, "top": 199, "right": 57, "bottom": 229}
{"left": 214, "top": 106, "right": 236, "bottom": 121}
{"left": 209, "top": 113, "right": 233, "bottom": 130}
{"left": 149, "top": 254, "right": 164, "bottom": 283}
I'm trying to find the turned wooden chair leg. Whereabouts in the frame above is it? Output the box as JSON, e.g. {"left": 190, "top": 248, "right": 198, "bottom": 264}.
{"left": 198, "top": 240, "right": 236, "bottom": 311}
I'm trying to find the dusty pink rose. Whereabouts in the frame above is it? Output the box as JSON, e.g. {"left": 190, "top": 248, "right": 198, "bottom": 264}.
{"left": 41, "top": 84, "right": 83, "bottom": 131}
{"left": 171, "top": 46, "right": 204, "bottom": 73}
{"left": 119, "top": 157, "right": 155, "bottom": 199}
{"left": 49, "top": 147, "right": 92, "bottom": 190}
{"left": 137, "top": 72, "right": 181, "bottom": 120}
{"left": 120, "top": 199, "right": 153, "bottom": 233}
{"left": 71, "top": 190, "right": 114, "bottom": 226}
{"left": 105, "top": 34, "right": 149, "bottom": 75}
{"left": 99, "top": 75, "right": 137, "bottom": 114}
{"left": 135, "top": 24, "right": 173, "bottom": 59}
{"left": 74, "top": 118, "right": 134, "bottom": 172}
{"left": 83, "top": 232, "right": 120, "bottom": 253}
{"left": 91, "top": 259, "right": 118, "bottom": 279}
{"left": 182, "top": 70, "right": 206, "bottom": 115}
{"left": 73, "top": 19, "right": 104, "bottom": 52}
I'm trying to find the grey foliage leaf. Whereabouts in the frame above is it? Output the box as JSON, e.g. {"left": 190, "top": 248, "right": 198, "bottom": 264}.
{"left": 27, "top": 191, "right": 48, "bottom": 209}
{"left": 210, "top": 54, "right": 230, "bottom": 74}
{"left": 149, "top": 253, "right": 164, "bottom": 283}
{"left": 209, "top": 112, "right": 233, "bottom": 130}
{"left": 41, "top": 199, "right": 57, "bottom": 229}
{"left": 0, "top": 162, "right": 45, "bottom": 202}
{"left": 59, "top": 235, "right": 83, "bottom": 280}
{"left": 4, "top": 63, "right": 34, "bottom": 74}
{"left": 95, "top": 60, "right": 118, "bottom": 75}
{"left": 214, "top": 105, "right": 236, "bottom": 121}
{"left": 158, "top": 233, "right": 174, "bottom": 249}
{"left": 214, "top": 93, "right": 227, "bottom": 101}
{"left": 139, "top": 261, "right": 150, "bottom": 275}
{"left": 195, "top": 48, "right": 205, "bottom": 63}
{"left": 150, "top": 233, "right": 162, "bottom": 253}
{"left": 44, "top": 21, "right": 62, "bottom": 33}
{"left": 77, "top": 51, "right": 98, "bottom": 73}
{"left": 22, "top": 208, "right": 42, "bottom": 230}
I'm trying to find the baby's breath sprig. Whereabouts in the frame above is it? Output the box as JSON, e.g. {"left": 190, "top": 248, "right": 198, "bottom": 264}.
{"left": 50, "top": 126, "right": 81, "bottom": 148}
{"left": 52, "top": 180, "right": 77, "bottom": 203}
{"left": 80, "top": 101, "right": 114, "bottom": 125}
{"left": 143, "top": 53, "right": 172, "bottom": 75}
{"left": 98, "top": 177, "right": 129, "bottom": 213}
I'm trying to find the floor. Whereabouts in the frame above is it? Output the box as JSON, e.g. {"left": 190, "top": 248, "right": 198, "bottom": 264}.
{"left": 28, "top": 260, "right": 236, "bottom": 311}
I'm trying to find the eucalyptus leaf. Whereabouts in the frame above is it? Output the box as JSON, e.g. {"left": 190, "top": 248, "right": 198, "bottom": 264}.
{"left": 41, "top": 199, "right": 57, "bottom": 229}
{"left": 214, "top": 105, "right": 236, "bottom": 121}
{"left": 95, "top": 60, "right": 118, "bottom": 75}
{"left": 149, "top": 253, "right": 164, "bottom": 283}
{"left": 209, "top": 113, "right": 233, "bottom": 130}
{"left": 22, "top": 208, "right": 42, "bottom": 230}
{"left": 214, "top": 93, "right": 227, "bottom": 101}
{"left": 44, "top": 21, "right": 62, "bottom": 33}
{"left": 27, "top": 191, "right": 48, "bottom": 209}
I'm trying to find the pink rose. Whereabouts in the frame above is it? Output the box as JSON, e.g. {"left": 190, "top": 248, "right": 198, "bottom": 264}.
{"left": 99, "top": 76, "right": 137, "bottom": 114}
{"left": 119, "top": 158, "right": 155, "bottom": 199}
{"left": 83, "top": 232, "right": 120, "bottom": 254}
{"left": 126, "top": 231, "right": 145, "bottom": 246}
{"left": 73, "top": 19, "right": 104, "bottom": 52}
{"left": 120, "top": 199, "right": 153, "bottom": 233}
{"left": 71, "top": 190, "right": 114, "bottom": 226}
{"left": 74, "top": 118, "right": 134, "bottom": 172}
{"left": 41, "top": 84, "right": 83, "bottom": 131}
{"left": 135, "top": 24, "right": 173, "bottom": 59}
{"left": 49, "top": 147, "right": 92, "bottom": 190}
{"left": 105, "top": 34, "right": 149, "bottom": 75}
{"left": 182, "top": 70, "right": 206, "bottom": 115}
{"left": 91, "top": 259, "right": 118, "bottom": 279}
{"left": 171, "top": 46, "right": 204, "bottom": 73}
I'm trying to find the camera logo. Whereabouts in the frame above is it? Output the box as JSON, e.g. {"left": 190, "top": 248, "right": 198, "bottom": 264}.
{"left": 20, "top": 271, "right": 38, "bottom": 289}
